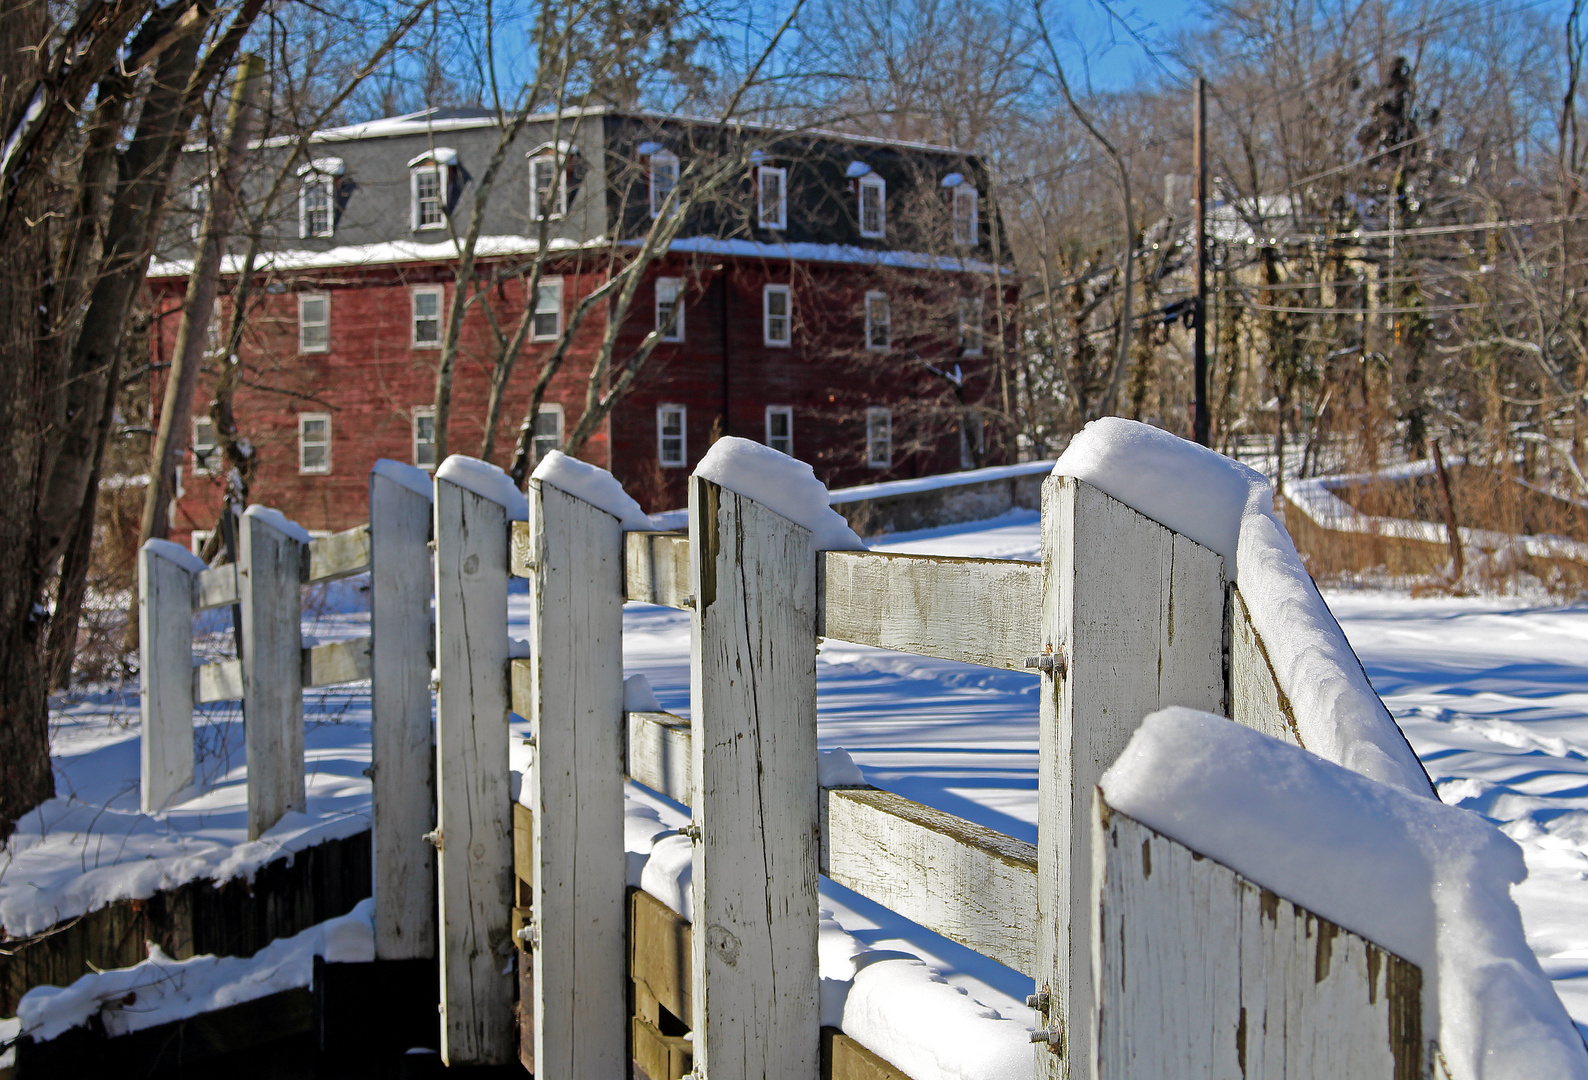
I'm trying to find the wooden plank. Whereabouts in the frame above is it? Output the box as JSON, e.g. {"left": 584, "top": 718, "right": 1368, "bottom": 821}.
{"left": 307, "top": 524, "right": 372, "bottom": 583}
{"left": 513, "top": 801, "right": 534, "bottom": 886}
{"left": 193, "top": 562, "right": 239, "bottom": 611}
{"left": 510, "top": 518, "right": 535, "bottom": 578}
{"left": 368, "top": 462, "right": 436, "bottom": 962}
{"left": 433, "top": 470, "right": 516, "bottom": 1067}
{"left": 240, "top": 507, "right": 307, "bottom": 841}
{"left": 140, "top": 544, "right": 197, "bottom": 812}
{"left": 510, "top": 657, "right": 533, "bottom": 719}
{"left": 302, "top": 636, "right": 372, "bottom": 687}
{"left": 631, "top": 887, "right": 693, "bottom": 1024}
{"left": 821, "top": 1027, "right": 914, "bottom": 1080}
{"left": 822, "top": 786, "right": 1037, "bottom": 977}
{"left": 626, "top": 709, "right": 692, "bottom": 802}
{"left": 626, "top": 530, "right": 690, "bottom": 607}
{"left": 819, "top": 551, "right": 1041, "bottom": 670}
{"left": 1036, "top": 476, "right": 1226, "bottom": 1076}
{"left": 633, "top": 1014, "right": 694, "bottom": 1080}
{"left": 690, "top": 477, "right": 820, "bottom": 1080}
{"left": 1228, "top": 585, "right": 1306, "bottom": 747}
{"left": 194, "top": 658, "right": 244, "bottom": 703}
{"left": 525, "top": 479, "right": 628, "bottom": 1079}
{"left": 1093, "top": 795, "right": 1423, "bottom": 1080}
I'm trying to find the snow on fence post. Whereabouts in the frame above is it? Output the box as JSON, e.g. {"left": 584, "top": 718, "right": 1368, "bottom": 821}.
{"left": 523, "top": 478, "right": 627, "bottom": 1078}
{"left": 688, "top": 474, "right": 821, "bottom": 1080}
{"left": 1034, "top": 476, "right": 1225, "bottom": 1077}
{"left": 240, "top": 506, "right": 308, "bottom": 841}
{"left": 1090, "top": 791, "right": 1424, "bottom": 1079}
{"left": 138, "top": 541, "right": 204, "bottom": 812}
{"left": 368, "top": 461, "right": 436, "bottom": 961}
{"left": 432, "top": 460, "right": 517, "bottom": 1066}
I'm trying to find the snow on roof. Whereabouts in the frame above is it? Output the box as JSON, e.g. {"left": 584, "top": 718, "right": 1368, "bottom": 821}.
{"left": 664, "top": 236, "right": 1005, "bottom": 274}
{"left": 407, "top": 146, "right": 458, "bottom": 167}
{"left": 146, "top": 235, "right": 591, "bottom": 279}
{"left": 1103, "top": 707, "right": 1588, "bottom": 1080}
{"left": 846, "top": 161, "right": 873, "bottom": 178}
{"left": 296, "top": 157, "right": 344, "bottom": 176}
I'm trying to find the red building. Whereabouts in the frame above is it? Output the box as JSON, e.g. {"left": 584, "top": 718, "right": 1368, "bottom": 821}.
{"left": 148, "top": 108, "right": 1013, "bottom": 544}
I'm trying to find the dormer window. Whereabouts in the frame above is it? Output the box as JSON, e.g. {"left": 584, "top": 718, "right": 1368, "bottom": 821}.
{"left": 757, "top": 165, "right": 787, "bottom": 230}
{"left": 947, "top": 176, "right": 979, "bottom": 246}
{"left": 297, "top": 159, "right": 342, "bottom": 239}
{"left": 649, "top": 150, "right": 678, "bottom": 217}
{"left": 529, "top": 153, "right": 566, "bottom": 220}
{"left": 409, "top": 148, "right": 456, "bottom": 231}
{"left": 859, "top": 175, "right": 885, "bottom": 239}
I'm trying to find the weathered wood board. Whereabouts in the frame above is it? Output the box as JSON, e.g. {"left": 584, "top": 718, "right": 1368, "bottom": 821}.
{"left": 240, "top": 510, "right": 307, "bottom": 840}
{"left": 1037, "top": 476, "right": 1226, "bottom": 1077}
{"left": 193, "top": 637, "right": 372, "bottom": 704}
{"left": 626, "top": 709, "right": 693, "bottom": 801}
{"left": 432, "top": 475, "right": 515, "bottom": 1066}
{"left": 194, "top": 562, "right": 239, "bottom": 611}
{"left": 368, "top": 467, "right": 435, "bottom": 961}
{"left": 1093, "top": 797, "right": 1424, "bottom": 1080}
{"left": 525, "top": 480, "right": 628, "bottom": 1079}
{"left": 306, "top": 524, "right": 371, "bottom": 583}
{"left": 632, "top": 887, "right": 693, "bottom": 1026}
{"left": 819, "top": 551, "right": 1041, "bottom": 670}
{"left": 140, "top": 545, "right": 197, "bottom": 812}
{"left": 625, "top": 530, "right": 690, "bottom": 607}
{"left": 689, "top": 477, "right": 820, "bottom": 1080}
{"left": 822, "top": 786, "right": 1037, "bottom": 977}
{"left": 1227, "top": 586, "right": 1305, "bottom": 747}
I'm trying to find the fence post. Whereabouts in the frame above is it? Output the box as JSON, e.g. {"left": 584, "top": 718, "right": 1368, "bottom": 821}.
{"left": 139, "top": 542, "right": 200, "bottom": 812}
{"left": 368, "top": 462, "right": 436, "bottom": 960}
{"left": 1035, "top": 476, "right": 1225, "bottom": 1079}
{"left": 240, "top": 506, "right": 307, "bottom": 841}
{"left": 688, "top": 475, "right": 820, "bottom": 1080}
{"left": 433, "top": 464, "right": 516, "bottom": 1066}
{"left": 525, "top": 478, "right": 627, "bottom": 1078}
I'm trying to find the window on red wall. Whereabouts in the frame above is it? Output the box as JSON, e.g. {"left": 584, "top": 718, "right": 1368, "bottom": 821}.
{"left": 658, "top": 404, "right": 686, "bottom": 467}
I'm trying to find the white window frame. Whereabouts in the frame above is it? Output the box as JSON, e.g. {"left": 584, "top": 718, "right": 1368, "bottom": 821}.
{"left": 411, "top": 165, "right": 446, "bottom": 230}
{"left": 763, "top": 283, "right": 791, "bottom": 347}
{"left": 765, "top": 405, "right": 793, "bottom": 456}
{"left": 655, "top": 277, "right": 685, "bottom": 342}
{"left": 859, "top": 175, "right": 886, "bottom": 239}
{"left": 412, "top": 285, "right": 443, "bottom": 348}
{"left": 757, "top": 165, "right": 787, "bottom": 230}
{"left": 190, "top": 530, "right": 212, "bottom": 557}
{"left": 866, "top": 406, "right": 892, "bottom": 469}
{"left": 649, "top": 151, "right": 678, "bottom": 217}
{"left": 298, "top": 173, "right": 335, "bottom": 238}
{"left": 413, "top": 407, "right": 437, "bottom": 470}
{"left": 532, "top": 277, "right": 564, "bottom": 341}
{"left": 192, "top": 415, "right": 218, "bottom": 475}
{"left": 190, "top": 183, "right": 208, "bottom": 240}
{"left": 953, "top": 183, "right": 979, "bottom": 246}
{"left": 529, "top": 153, "right": 566, "bottom": 220}
{"left": 298, "top": 412, "right": 332, "bottom": 475}
{"left": 298, "top": 292, "right": 329, "bottom": 354}
{"left": 657, "top": 404, "right": 687, "bottom": 468}
{"left": 532, "top": 403, "right": 564, "bottom": 462}
{"left": 865, "top": 291, "right": 890, "bottom": 351}
{"left": 958, "top": 295, "right": 984, "bottom": 355}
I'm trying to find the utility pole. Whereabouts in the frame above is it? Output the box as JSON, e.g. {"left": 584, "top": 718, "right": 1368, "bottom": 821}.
{"left": 1193, "top": 76, "right": 1211, "bottom": 446}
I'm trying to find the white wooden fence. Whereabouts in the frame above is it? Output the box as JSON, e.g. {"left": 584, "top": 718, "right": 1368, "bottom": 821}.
{"left": 138, "top": 457, "right": 1431, "bottom": 1078}
{"left": 137, "top": 464, "right": 435, "bottom": 961}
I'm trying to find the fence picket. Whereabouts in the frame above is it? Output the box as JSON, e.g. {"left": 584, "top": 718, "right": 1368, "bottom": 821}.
{"left": 525, "top": 480, "right": 627, "bottom": 1078}
{"left": 139, "top": 545, "right": 198, "bottom": 812}
{"left": 369, "top": 464, "right": 436, "bottom": 961}
{"left": 240, "top": 508, "right": 307, "bottom": 840}
{"left": 432, "top": 472, "right": 516, "bottom": 1066}
{"left": 1036, "top": 476, "right": 1225, "bottom": 1076}
{"left": 689, "top": 476, "right": 820, "bottom": 1080}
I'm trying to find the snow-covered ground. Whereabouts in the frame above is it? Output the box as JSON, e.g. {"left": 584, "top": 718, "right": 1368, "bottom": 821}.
{"left": 10, "top": 506, "right": 1588, "bottom": 1060}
